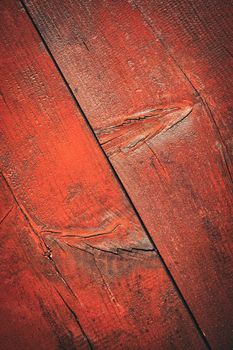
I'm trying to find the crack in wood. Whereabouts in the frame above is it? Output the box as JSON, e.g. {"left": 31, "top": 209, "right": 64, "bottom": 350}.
{"left": 85, "top": 243, "right": 155, "bottom": 256}
{"left": 0, "top": 205, "right": 14, "bottom": 225}
{"left": 42, "top": 223, "right": 122, "bottom": 239}
{"left": 97, "top": 105, "right": 193, "bottom": 157}
{"left": 55, "top": 289, "right": 94, "bottom": 350}
{"left": 0, "top": 172, "right": 154, "bottom": 274}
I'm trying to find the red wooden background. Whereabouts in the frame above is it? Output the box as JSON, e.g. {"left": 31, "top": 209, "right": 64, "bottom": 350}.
{"left": 0, "top": 0, "right": 232, "bottom": 349}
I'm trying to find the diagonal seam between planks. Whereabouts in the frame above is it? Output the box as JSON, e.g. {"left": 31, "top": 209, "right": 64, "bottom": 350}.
{"left": 19, "top": 1, "right": 211, "bottom": 348}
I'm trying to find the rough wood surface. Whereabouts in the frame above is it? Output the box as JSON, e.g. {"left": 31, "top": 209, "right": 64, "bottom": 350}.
{"left": 0, "top": 1, "right": 208, "bottom": 349}
{"left": 24, "top": 0, "right": 233, "bottom": 348}
{"left": 0, "top": 175, "right": 90, "bottom": 350}
{"left": 135, "top": 0, "right": 233, "bottom": 176}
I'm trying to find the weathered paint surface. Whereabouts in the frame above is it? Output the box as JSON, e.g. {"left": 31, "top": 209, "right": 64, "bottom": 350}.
{"left": 0, "top": 1, "right": 208, "bottom": 349}
{"left": 24, "top": 0, "right": 233, "bottom": 348}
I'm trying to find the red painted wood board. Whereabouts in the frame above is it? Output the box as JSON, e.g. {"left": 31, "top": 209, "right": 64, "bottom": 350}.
{"left": 0, "top": 1, "right": 207, "bottom": 349}
{"left": 0, "top": 175, "right": 90, "bottom": 350}
{"left": 24, "top": 0, "right": 233, "bottom": 348}
{"left": 135, "top": 0, "right": 233, "bottom": 176}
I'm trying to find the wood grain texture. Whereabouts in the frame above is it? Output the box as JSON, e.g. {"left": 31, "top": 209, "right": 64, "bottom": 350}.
{"left": 0, "top": 175, "right": 90, "bottom": 350}
{"left": 135, "top": 0, "right": 233, "bottom": 176}
{"left": 0, "top": 1, "right": 207, "bottom": 349}
{"left": 24, "top": 0, "right": 233, "bottom": 348}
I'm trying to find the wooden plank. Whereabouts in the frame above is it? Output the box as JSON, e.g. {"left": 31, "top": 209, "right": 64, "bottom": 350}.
{"left": 0, "top": 175, "right": 90, "bottom": 350}
{"left": 23, "top": 0, "right": 233, "bottom": 348}
{"left": 134, "top": 0, "right": 233, "bottom": 175}
{"left": 0, "top": 1, "right": 207, "bottom": 349}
